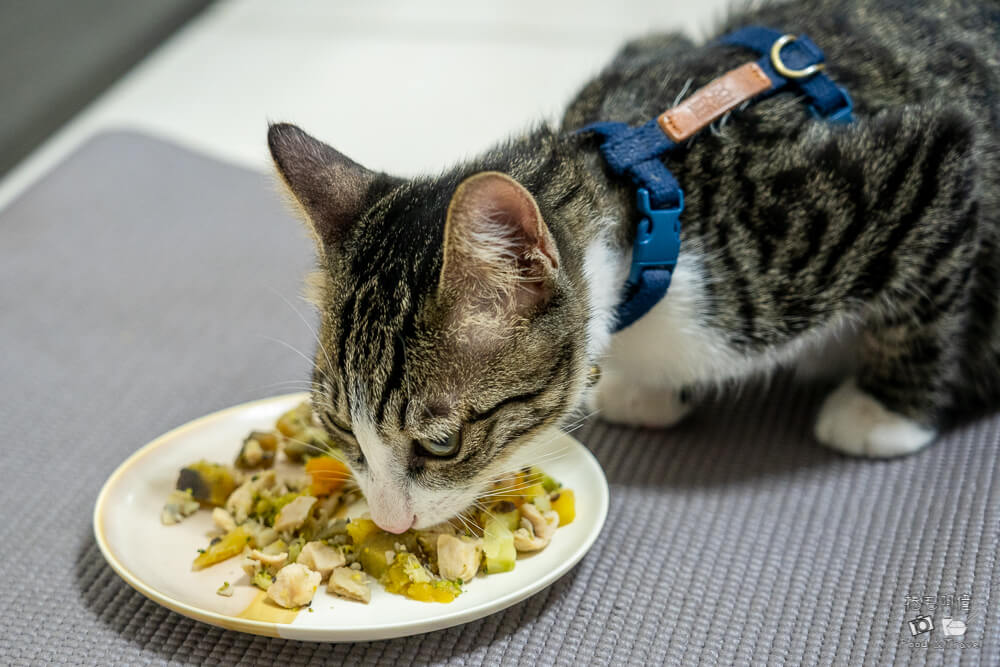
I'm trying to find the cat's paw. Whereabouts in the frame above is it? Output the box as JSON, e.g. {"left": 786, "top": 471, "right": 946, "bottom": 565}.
{"left": 814, "top": 379, "right": 936, "bottom": 457}
{"left": 591, "top": 373, "right": 692, "bottom": 428}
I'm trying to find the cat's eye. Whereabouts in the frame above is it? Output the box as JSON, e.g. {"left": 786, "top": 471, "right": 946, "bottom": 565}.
{"left": 415, "top": 432, "right": 461, "bottom": 458}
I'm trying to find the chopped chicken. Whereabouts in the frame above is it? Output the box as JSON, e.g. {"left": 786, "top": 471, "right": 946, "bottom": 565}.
{"left": 328, "top": 566, "right": 371, "bottom": 604}
{"left": 212, "top": 507, "right": 237, "bottom": 533}
{"left": 513, "top": 503, "right": 560, "bottom": 552}
{"left": 225, "top": 470, "right": 277, "bottom": 523}
{"left": 240, "top": 555, "right": 262, "bottom": 579}
{"left": 250, "top": 549, "right": 288, "bottom": 569}
{"left": 436, "top": 534, "right": 483, "bottom": 582}
{"left": 273, "top": 495, "right": 317, "bottom": 533}
{"left": 297, "top": 541, "right": 345, "bottom": 581}
{"left": 160, "top": 489, "right": 200, "bottom": 525}
{"left": 416, "top": 521, "right": 458, "bottom": 560}
{"left": 241, "top": 548, "right": 288, "bottom": 579}
{"left": 266, "top": 563, "right": 321, "bottom": 608}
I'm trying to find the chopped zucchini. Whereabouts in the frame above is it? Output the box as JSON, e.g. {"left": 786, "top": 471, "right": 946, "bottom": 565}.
{"left": 482, "top": 516, "right": 516, "bottom": 574}
{"left": 287, "top": 536, "right": 305, "bottom": 564}
{"left": 345, "top": 518, "right": 380, "bottom": 545}
{"left": 487, "top": 504, "right": 521, "bottom": 532}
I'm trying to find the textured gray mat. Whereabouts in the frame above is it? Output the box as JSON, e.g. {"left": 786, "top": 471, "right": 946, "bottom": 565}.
{"left": 1, "top": 131, "right": 997, "bottom": 665}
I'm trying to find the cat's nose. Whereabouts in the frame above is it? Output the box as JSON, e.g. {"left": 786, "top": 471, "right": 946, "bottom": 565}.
{"left": 376, "top": 513, "right": 416, "bottom": 534}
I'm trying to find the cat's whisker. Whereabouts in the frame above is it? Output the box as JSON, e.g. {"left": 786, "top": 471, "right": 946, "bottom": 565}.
{"left": 252, "top": 379, "right": 326, "bottom": 395}
{"left": 470, "top": 500, "right": 502, "bottom": 526}
{"left": 477, "top": 485, "right": 536, "bottom": 498}
{"left": 256, "top": 334, "right": 320, "bottom": 371}
{"left": 267, "top": 286, "right": 336, "bottom": 383}
{"left": 478, "top": 477, "right": 555, "bottom": 496}
{"left": 280, "top": 434, "right": 349, "bottom": 462}
{"left": 451, "top": 512, "right": 476, "bottom": 536}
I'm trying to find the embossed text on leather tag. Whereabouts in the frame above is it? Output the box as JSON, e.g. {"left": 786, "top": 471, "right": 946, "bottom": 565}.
{"left": 658, "top": 62, "right": 772, "bottom": 142}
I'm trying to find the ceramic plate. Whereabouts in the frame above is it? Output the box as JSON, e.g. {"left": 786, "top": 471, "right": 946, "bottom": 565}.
{"left": 94, "top": 393, "right": 609, "bottom": 641}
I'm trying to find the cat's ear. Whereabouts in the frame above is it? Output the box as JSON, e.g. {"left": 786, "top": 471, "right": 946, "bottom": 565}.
{"left": 268, "top": 122, "right": 374, "bottom": 249}
{"left": 439, "top": 171, "right": 559, "bottom": 323}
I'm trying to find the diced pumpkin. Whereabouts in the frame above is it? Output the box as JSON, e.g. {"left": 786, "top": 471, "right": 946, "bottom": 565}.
{"left": 522, "top": 484, "right": 551, "bottom": 512}
{"left": 405, "top": 581, "right": 457, "bottom": 603}
{"left": 551, "top": 489, "right": 575, "bottom": 526}
{"left": 346, "top": 518, "right": 380, "bottom": 546}
{"left": 176, "top": 460, "right": 236, "bottom": 507}
{"left": 275, "top": 403, "right": 311, "bottom": 437}
{"left": 356, "top": 532, "right": 402, "bottom": 580}
{"left": 192, "top": 526, "right": 251, "bottom": 570}
{"left": 383, "top": 553, "right": 458, "bottom": 603}
{"left": 305, "top": 455, "right": 351, "bottom": 496}
{"left": 234, "top": 431, "right": 278, "bottom": 469}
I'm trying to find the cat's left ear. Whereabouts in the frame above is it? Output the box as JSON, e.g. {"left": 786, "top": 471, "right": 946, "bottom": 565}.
{"left": 439, "top": 171, "right": 559, "bottom": 321}
{"left": 268, "top": 122, "right": 375, "bottom": 250}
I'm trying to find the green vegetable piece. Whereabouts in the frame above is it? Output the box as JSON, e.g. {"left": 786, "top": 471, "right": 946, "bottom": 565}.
{"left": 287, "top": 537, "right": 305, "bottom": 563}
{"left": 483, "top": 516, "right": 516, "bottom": 574}
{"left": 252, "top": 570, "right": 274, "bottom": 591}
{"left": 494, "top": 508, "right": 521, "bottom": 532}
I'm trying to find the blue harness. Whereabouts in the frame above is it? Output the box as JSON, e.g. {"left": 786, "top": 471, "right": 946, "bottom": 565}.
{"left": 581, "top": 26, "right": 854, "bottom": 332}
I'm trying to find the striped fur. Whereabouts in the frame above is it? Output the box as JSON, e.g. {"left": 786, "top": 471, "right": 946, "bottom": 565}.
{"left": 270, "top": 0, "right": 999, "bottom": 529}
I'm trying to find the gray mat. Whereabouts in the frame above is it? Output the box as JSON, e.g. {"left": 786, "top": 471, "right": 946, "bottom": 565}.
{"left": 1, "top": 131, "right": 997, "bottom": 666}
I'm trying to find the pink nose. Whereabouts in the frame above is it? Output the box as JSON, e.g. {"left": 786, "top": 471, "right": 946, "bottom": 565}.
{"left": 375, "top": 514, "right": 415, "bottom": 534}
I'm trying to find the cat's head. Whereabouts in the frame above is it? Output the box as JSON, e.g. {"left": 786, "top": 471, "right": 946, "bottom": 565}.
{"left": 268, "top": 123, "right": 592, "bottom": 532}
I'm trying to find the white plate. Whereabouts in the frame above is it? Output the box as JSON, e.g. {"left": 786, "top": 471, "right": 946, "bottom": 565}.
{"left": 94, "top": 393, "right": 609, "bottom": 641}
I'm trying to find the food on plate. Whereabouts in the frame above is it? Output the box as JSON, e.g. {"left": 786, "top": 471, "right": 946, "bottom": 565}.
{"left": 176, "top": 461, "right": 236, "bottom": 507}
{"left": 160, "top": 489, "right": 199, "bottom": 525}
{"left": 266, "top": 562, "right": 321, "bottom": 608}
{"left": 161, "top": 401, "right": 575, "bottom": 608}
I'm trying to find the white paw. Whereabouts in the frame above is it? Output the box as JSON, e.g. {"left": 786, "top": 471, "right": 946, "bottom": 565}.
{"left": 590, "top": 372, "right": 692, "bottom": 428}
{"left": 815, "top": 379, "right": 936, "bottom": 458}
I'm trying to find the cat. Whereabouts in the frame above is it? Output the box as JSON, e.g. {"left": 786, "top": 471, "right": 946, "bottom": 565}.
{"left": 267, "top": 0, "right": 999, "bottom": 533}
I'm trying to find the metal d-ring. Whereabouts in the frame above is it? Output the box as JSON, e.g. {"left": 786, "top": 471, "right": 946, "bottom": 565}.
{"left": 770, "top": 34, "right": 825, "bottom": 79}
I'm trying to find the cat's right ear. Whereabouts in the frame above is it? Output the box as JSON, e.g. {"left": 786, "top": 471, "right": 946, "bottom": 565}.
{"left": 268, "top": 122, "right": 375, "bottom": 250}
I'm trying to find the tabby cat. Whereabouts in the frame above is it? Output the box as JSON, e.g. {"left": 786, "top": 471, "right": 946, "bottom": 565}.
{"left": 268, "top": 0, "right": 999, "bottom": 533}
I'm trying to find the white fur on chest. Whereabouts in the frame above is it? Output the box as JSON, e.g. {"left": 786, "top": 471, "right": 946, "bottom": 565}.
{"left": 589, "top": 249, "right": 859, "bottom": 390}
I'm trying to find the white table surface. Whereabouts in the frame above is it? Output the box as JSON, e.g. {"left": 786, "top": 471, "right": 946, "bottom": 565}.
{"left": 0, "top": 0, "right": 731, "bottom": 211}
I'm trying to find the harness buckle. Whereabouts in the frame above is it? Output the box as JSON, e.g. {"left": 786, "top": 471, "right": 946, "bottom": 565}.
{"left": 627, "top": 188, "right": 683, "bottom": 287}
{"left": 770, "top": 34, "right": 825, "bottom": 79}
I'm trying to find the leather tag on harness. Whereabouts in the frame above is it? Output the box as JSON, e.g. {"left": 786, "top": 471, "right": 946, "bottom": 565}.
{"left": 658, "top": 62, "right": 772, "bottom": 142}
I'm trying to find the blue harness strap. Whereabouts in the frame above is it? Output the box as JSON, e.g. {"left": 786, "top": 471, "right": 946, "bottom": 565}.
{"left": 581, "top": 26, "right": 854, "bottom": 332}
{"left": 721, "top": 27, "right": 854, "bottom": 122}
